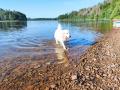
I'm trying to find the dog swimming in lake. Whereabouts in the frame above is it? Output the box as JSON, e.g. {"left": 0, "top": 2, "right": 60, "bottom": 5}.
{"left": 54, "top": 24, "right": 71, "bottom": 50}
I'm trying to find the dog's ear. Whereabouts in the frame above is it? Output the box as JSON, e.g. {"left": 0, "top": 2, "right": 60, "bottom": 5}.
{"left": 57, "top": 24, "right": 62, "bottom": 30}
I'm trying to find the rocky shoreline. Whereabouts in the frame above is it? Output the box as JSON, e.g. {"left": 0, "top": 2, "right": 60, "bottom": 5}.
{"left": 0, "top": 29, "right": 120, "bottom": 90}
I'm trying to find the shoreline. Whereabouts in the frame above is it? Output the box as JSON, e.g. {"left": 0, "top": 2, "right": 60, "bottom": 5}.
{"left": 0, "top": 29, "right": 120, "bottom": 90}
{"left": 76, "top": 29, "right": 120, "bottom": 89}
{"left": 0, "top": 20, "right": 27, "bottom": 22}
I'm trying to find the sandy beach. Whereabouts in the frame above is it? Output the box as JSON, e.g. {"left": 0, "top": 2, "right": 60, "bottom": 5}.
{"left": 0, "top": 29, "right": 120, "bottom": 90}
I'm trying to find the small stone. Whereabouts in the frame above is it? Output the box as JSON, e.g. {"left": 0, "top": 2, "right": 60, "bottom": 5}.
{"left": 45, "top": 87, "right": 49, "bottom": 90}
{"left": 103, "top": 74, "right": 107, "bottom": 77}
{"left": 96, "top": 74, "right": 100, "bottom": 78}
{"left": 71, "top": 75, "right": 77, "bottom": 80}
{"left": 93, "top": 58, "right": 96, "bottom": 61}
{"left": 100, "top": 88, "right": 103, "bottom": 90}
{"left": 46, "top": 62, "right": 51, "bottom": 65}
{"left": 85, "top": 66, "right": 90, "bottom": 70}
{"left": 34, "top": 65, "right": 41, "bottom": 69}
{"left": 74, "top": 65, "right": 77, "bottom": 67}
{"left": 50, "top": 84, "right": 56, "bottom": 88}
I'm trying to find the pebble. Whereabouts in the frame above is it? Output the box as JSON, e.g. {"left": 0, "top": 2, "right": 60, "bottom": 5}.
{"left": 93, "top": 58, "right": 96, "bottom": 61}
{"left": 50, "top": 84, "right": 56, "bottom": 88}
{"left": 46, "top": 62, "right": 51, "bottom": 65}
{"left": 34, "top": 65, "right": 41, "bottom": 69}
{"left": 71, "top": 75, "right": 77, "bottom": 80}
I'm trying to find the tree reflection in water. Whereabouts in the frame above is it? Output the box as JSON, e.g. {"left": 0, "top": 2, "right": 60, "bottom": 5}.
{"left": 0, "top": 21, "right": 27, "bottom": 30}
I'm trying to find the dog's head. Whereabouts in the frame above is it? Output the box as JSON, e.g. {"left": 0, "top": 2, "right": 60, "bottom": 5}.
{"left": 63, "top": 30, "right": 71, "bottom": 40}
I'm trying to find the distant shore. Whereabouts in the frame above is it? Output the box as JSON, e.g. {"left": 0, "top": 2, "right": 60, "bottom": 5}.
{"left": 27, "top": 18, "right": 57, "bottom": 21}
{"left": 0, "top": 20, "right": 27, "bottom": 22}
{"left": 0, "top": 28, "right": 120, "bottom": 90}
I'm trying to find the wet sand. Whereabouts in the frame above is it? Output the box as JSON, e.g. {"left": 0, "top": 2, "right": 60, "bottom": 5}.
{"left": 0, "top": 29, "right": 120, "bottom": 90}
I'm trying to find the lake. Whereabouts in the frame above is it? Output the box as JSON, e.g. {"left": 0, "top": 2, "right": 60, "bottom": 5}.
{"left": 0, "top": 20, "right": 112, "bottom": 60}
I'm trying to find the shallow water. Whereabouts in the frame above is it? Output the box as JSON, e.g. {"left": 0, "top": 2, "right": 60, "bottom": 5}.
{"left": 0, "top": 20, "right": 112, "bottom": 60}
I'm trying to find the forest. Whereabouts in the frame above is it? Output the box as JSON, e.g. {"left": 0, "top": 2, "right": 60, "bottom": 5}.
{"left": 0, "top": 8, "right": 27, "bottom": 21}
{"left": 58, "top": 0, "right": 120, "bottom": 20}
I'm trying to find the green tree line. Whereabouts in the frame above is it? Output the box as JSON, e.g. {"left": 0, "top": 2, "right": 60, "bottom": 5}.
{"left": 58, "top": 0, "right": 120, "bottom": 20}
{"left": 0, "top": 8, "right": 27, "bottom": 21}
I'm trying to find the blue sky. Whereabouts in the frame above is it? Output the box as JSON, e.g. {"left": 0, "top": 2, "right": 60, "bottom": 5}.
{"left": 0, "top": 0, "right": 104, "bottom": 18}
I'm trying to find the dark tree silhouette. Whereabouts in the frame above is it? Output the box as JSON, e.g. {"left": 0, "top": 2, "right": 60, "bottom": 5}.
{"left": 0, "top": 8, "right": 27, "bottom": 21}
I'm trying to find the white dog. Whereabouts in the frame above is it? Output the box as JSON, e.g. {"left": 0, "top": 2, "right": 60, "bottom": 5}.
{"left": 54, "top": 24, "right": 71, "bottom": 50}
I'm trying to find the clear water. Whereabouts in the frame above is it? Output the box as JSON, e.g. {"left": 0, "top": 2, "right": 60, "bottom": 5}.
{"left": 0, "top": 21, "right": 112, "bottom": 59}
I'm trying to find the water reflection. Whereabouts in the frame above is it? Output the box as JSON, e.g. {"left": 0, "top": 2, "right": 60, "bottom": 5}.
{"left": 59, "top": 20, "right": 112, "bottom": 34}
{"left": 0, "top": 21, "right": 27, "bottom": 30}
{"left": 54, "top": 47, "right": 69, "bottom": 67}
